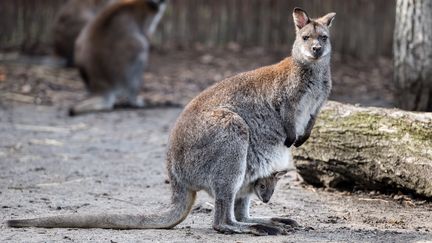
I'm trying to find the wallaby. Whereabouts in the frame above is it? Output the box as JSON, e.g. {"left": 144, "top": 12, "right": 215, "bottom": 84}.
{"left": 254, "top": 170, "right": 288, "bottom": 203}
{"left": 53, "top": 0, "right": 116, "bottom": 66}
{"left": 69, "top": 0, "right": 167, "bottom": 116}
{"left": 7, "top": 8, "right": 335, "bottom": 236}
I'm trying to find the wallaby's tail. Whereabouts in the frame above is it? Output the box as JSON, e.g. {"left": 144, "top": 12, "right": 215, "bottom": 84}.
{"left": 6, "top": 180, "right": 196, "bottom": 229}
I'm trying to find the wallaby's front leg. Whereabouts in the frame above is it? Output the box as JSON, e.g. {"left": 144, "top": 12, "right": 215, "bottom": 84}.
{"left": 207, "top": 109, "right": 288, "bottom": 236}
{"left": 284, "top": 124, "right": 297, "bottom": 148}
{"left": 282, "top": 116, "right": 297, "bottom": 148}
{"left": 294, "top": 114, "right": 316, "bottom": 147}
{"left": 234, "top": 196, "right": 299, "bottom": 229}
{"left": 279, "top": 102, "right": 297, "bottom": 148}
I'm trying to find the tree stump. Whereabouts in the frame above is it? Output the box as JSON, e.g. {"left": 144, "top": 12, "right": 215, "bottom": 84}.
{"left": 293, "top": 101, "right": 432, "bottom": 198}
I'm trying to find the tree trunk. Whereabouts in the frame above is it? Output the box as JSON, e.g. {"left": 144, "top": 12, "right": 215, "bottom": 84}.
{"left": 293, "top": 101, "right": 432, "bottom": 198}
{"left": 394, "top": 0, "right": 432, "bottom": 111}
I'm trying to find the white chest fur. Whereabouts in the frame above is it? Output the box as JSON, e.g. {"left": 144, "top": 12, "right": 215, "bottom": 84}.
{"left": 270, "top": 143, "right": 294, "bottom": 171}
{"left": 252, "top": 143, "right": 294, "bottom": 182}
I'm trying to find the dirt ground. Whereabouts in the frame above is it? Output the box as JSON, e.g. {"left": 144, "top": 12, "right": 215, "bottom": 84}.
{"left": 0, "top": 50, "right": 431, "bottom": 242}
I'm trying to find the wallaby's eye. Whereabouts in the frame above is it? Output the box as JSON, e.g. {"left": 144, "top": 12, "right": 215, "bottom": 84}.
{"left": 321, "top": 35, "right": 328, "bottom": 42}
{"left": 260, "top": 184, "right": 266, "bottom": 190}
{"left": 302, "top": 36, "right": 309, "bottom": 41}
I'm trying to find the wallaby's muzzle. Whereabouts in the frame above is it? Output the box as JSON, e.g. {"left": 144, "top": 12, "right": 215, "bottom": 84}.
{"left": 312, "top": 46, "right": 323, "bottom": 58}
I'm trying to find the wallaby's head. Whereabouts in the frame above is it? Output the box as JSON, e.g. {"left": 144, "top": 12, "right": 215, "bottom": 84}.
{"left": 146, "top": 0, "right": 165, "bottom": 11}
{"left": 292, "top": 8, "right": 336, "bottom": 64}
{"left": 254, "top": 170, "right": 288, "bottom": 203}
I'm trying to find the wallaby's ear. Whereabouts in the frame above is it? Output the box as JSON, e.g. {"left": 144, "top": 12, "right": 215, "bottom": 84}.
{"left": 275, "top": 170, "right": 288, "bottom": 180}
{"left": 293, "top": 7, "right": 310, "bottom": 31}
{"left": 317, "top": 12, "right": 336, "bottom": 28}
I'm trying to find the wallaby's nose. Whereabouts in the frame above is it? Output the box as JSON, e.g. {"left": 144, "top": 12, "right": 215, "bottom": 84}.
{"left": 312, "top": 46, "right": 322, "bottom": 57}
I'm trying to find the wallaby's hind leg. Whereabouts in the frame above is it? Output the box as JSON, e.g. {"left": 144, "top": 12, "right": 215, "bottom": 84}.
{"left": 69, "top": 92, "right": 116, "bottom": 116}
{"left": 207, "top": 109, "right": 286, "bottom": 236}
{"left": 213, "top": 186, "right": 286, "bottom": 236}
{"left": 234, "top": 196, "right": 299, "bottom": 229}
{"left": 234, "top": 195, "right": 252, "bottom": 222}
{"left": 124, "top": 59, "right": 146, "bottom": 108}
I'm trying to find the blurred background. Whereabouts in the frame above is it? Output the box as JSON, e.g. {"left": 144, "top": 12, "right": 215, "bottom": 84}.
{"left": 0, "top": 0, "right": 425, "bottom": 111}
{"left": 0, "top": 0, "right": 395, "bottom": 58}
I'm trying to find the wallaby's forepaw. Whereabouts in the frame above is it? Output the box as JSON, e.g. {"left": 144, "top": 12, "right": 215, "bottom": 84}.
{"left": 294, "top": 114, "right": 315, "bottom": 147}
{"left": 284, "top": 136, "right": 296, "bottom": 148}
{"left": 294, "top": 136, "right": 308, "bottom": 147}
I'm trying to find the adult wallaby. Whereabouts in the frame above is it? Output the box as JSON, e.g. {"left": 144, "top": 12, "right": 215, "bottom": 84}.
{"left": 69, "top": 0, "right": 167, "bottom": 116}
{"left": 254, "top": 170, "right": 288, "bottom": 203}
{"left": 7, "top": 8, "right": 335, "bottom": 236}
{"left": 53, "top": 0, "right": 116, "bottom": 66}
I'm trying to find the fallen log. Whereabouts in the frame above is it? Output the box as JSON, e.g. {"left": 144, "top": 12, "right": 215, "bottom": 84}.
{"left": 293, "top": 101, "right": 432, "bottom": 198}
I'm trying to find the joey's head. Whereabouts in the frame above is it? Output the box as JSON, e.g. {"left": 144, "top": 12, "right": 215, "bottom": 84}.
{"left": 291, "top": 8, "right": 336, "bottom": 64}
{"left": 254, "top": 170, "right": 287, "bottom": 203}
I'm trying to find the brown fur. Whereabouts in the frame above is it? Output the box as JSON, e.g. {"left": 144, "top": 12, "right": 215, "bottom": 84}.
{"left": 53, "top": 0, "right": 116, "bottom": 66}
{"left": 69, "top": 0, "right": 166, "bottom": 116}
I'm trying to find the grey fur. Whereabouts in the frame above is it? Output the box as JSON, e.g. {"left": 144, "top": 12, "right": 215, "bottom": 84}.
{"left": 53, "top": 0, "right": 116, "bottom": 67}
{"left": 7, "top": 8, "right": 335, "bottom": 236}
{"left": 69, "top": 0, "right": 167, "bottom": 116}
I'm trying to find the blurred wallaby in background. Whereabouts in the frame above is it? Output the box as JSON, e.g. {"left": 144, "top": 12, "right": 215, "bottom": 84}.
{"left": 53, "top": 0, "right": 116, "bottom": 66}
{"left": 69, "top": 0, "right": 167, "bottom": 116}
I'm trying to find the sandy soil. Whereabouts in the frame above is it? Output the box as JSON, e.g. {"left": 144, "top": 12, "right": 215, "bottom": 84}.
{"left": 0, "top": 50, "right": 431, "bottom": 242}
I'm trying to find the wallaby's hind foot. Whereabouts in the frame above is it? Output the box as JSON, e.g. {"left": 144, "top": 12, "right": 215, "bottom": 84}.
{"left": 236, "top": 216, "right": 300, "bottom": 231}
{"left": 112, "top": 96, "right": 146, "bottom": 110}
{"left": 234, "top": 196, "right": 299, "bottom": 231}
{"left": 69, "top": 95, "right": 116, "bottom": 116}
{"left": 249, "top": 224, "right": 288, "bottom": 236}
{"left": 270, "top": 217, "right": 300, "bottom": 228}
{"left": 213, "top": 222, "right": 287, "bottom": 236}
{"left": 123, "top": 95, "right": 146, "bottom": 108}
